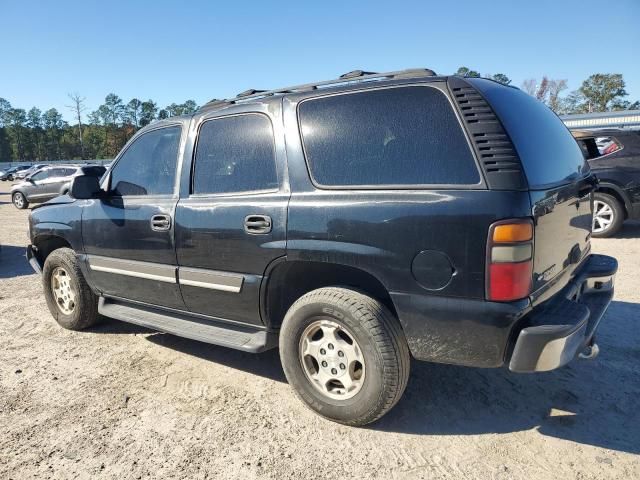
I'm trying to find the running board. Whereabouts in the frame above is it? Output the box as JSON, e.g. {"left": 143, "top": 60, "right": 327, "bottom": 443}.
{"left": 98, "top": 297, "right": 277, "bottom": 353}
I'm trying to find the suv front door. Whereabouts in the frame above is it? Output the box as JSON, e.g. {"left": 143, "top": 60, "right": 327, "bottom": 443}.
{"left": 81, "top": 123, "right": 186, "bottom": 309}
{"left": 174, "top": 112, "right": 288, "bottom": 326}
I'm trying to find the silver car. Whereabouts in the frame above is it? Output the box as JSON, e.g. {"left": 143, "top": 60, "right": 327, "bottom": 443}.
{"left": 10, "top": 165, "right": 106, "bottom": 209}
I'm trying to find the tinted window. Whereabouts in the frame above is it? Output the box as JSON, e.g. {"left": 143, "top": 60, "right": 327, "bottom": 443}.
{"left": 110, "top": 126, "right": 181, "bottom": 196}
{"left": 298, "top": 86, "right": 479, "bottom": 187}
{"left": 471, "top": 79, "right": 588, "bottom": 188}
{"left": 193, "top": 114, "right": 277, "bottom": 194}
{"left": 82, "top": 166, "right": 106, "bottom": 177}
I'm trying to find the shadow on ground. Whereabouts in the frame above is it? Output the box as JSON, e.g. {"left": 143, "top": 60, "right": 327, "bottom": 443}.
{"left": 94, "top": 299, "right": 639, "bottom": 454}
{"left": 0, "top": 245, "right": 33, "bottom": 278}
{"left": 145, "top": 333, "right": 286, "bottom": 383}
{"left": 373, "top": 300, "right": 640, "bottom": 454}
{"left": 613, "top": 220, "right": 640, "bottom": 239}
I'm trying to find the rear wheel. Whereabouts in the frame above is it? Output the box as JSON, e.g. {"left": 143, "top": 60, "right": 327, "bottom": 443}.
{"left": 279, "top": 287, "right": 410, "bottom": 426}
{"left": 592, "top": 192, "right": 624, "bottom": 238}
{"left": 12, "top": 192, "right": 28, "bottom": 209}
{"left": 43, "top": 248, "right": 100, "bottom": 330}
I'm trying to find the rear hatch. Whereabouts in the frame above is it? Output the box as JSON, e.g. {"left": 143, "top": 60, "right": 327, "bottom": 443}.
{"left": 471, "top": 79, "right": 593, "bottom": 302}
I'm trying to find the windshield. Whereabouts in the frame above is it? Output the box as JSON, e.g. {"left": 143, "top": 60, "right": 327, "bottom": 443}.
{"left": 470, "top": 78, "right": 589, "bottom": 189}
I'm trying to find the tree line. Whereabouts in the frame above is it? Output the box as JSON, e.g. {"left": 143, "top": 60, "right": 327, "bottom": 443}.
{"left": 455, "top": 67, "right": 639, "bottom": 114}
{"left": 1, "top": 67, "right": 638, "bottom": 162}
{"left": 0, "top": 95, "right": 199, "bottom": 162}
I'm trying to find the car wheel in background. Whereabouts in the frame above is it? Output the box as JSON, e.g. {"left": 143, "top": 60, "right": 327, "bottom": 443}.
{"left": 592, "top": 192, "right": 624, "bottom": 238}
{"left": 42, "top": 248, "right": 100, "bottom": 330}
{"left": 12, "top": 192, "right": 28, "bottom": 209}
{"left": 279, "top": 287, "right": 410, "bottom": 426}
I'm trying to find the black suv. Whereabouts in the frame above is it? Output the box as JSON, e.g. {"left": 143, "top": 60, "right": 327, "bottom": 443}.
{"left": 26, "top": 69, "right": 617, "bottom": 425}
{"left": 572, "top": 128, "right": 640, "bottom": 237}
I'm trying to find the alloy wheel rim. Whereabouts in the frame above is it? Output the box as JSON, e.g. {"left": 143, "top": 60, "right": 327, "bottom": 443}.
{"left": 299, "top": 319, "right": 366, "bottom": 400}
{"left": 593, "top": 200, "right": 614, "bottom": 233}
{"left": 51, "top": 267, "right": 77, "bottom": 315}
{"left": 13, "top": 193, "right": 24, "bottom": 208}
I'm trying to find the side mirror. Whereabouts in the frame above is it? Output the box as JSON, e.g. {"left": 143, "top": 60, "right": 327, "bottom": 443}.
{"left": 69, "top": 175, "right": 102, "bottom": 200}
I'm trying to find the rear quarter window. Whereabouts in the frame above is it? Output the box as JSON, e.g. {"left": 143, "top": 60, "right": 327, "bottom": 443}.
{"left": 298, "top": 86, "right": 480, "bottom": 187}
{"left": 470, "top": 79, "right": 588, "bottom": 188}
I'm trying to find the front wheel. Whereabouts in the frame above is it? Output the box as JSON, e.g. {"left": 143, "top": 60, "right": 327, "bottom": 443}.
{"left": 43, "top": 248, "right": 100, "bottom": 330}
{"left": 592, "top": 192, "right": 624, "bottom": 238}
{"left": 12, "top": 192, "right": 28, "bottom": 209}
{"left": 279, "top": 287, "right": 410, "bottom": 426}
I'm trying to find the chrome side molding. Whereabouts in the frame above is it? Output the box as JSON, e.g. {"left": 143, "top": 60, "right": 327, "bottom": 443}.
{"left": 178, "top": 267, "right": 243, "bottom": 293}
{"left": 87, "top": 255, "right": 177, "bottom": 283}
{"left": 86, "top": 255, "right": 244, "bottom": 293}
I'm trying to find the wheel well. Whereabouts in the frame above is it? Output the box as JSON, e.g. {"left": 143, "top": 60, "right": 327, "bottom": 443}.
{"left": 263, "top": 261, "right": 397, "bottom": 329}
{"left": 34, "top": 235, "right": 72, "bottom": 265}
{"left": 597, "top": 187, "right": 628, "bottom": 219}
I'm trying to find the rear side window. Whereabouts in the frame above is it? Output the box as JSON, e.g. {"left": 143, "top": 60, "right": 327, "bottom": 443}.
{"left": 298, "top": 86, "right": 480, "bottom": 187}
{"left": 193, "top": 114, "right": 278, "bottom": 195}
{"left": 471, "top": 79, "right": 588, "bottom": 188}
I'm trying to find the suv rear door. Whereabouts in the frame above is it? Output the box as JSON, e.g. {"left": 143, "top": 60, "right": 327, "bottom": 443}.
{"left": 81, "top": 123, "right": 186, "bottom": 309}
{"left": 174, "top": 109, "right": 288, "bottom": 326}
{"left": 471, "top": 79, "right": 593, "bottom": 303}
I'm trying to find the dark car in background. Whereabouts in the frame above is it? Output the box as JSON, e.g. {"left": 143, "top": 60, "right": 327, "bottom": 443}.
{"left": 572, "top": 128, "right": 640, "bottom": 237}
{"left": 0, "top": 165, "right": 30, "bottom": 181}
{"left": 10, "top": 164, "right": 106, "bottom": 209}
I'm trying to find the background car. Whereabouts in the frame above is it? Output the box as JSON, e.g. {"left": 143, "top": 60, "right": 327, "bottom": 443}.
{"left": 0, "top": 165, "right": 31, "bottom": 181}
{"left": 572, "top": 128, "right": 640, "bottom": 237}
{"left": 15, "top": 163, "right": 49, "bottom": 180}
{"left": 10, "top": 164, "right": 106, "bottom": 209}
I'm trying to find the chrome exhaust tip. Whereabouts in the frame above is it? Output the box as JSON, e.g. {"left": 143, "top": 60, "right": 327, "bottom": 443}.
{"left": 578, "top": 343, "right": 600, "bottom": 360}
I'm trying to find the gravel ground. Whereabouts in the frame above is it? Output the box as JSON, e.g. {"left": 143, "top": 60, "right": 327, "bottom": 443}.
{"left": 0, "top": 182, "right": 639, "bottom": 480}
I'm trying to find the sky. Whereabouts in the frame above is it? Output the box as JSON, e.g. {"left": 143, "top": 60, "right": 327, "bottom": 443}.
{"left": 1, "top": 0, "right": 639, "bottom": 121}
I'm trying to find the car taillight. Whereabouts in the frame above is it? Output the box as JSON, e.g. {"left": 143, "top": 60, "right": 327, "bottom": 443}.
{"left": 486, "top": 219, "right": 534, "bottom": 302}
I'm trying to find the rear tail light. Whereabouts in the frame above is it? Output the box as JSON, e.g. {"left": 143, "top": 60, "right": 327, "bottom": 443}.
{"left": 486, "top": 219, "right": 533, "bottom": 302}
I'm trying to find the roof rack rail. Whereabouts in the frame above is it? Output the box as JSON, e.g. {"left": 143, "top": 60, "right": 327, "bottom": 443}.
{"left": 339, "top": 69, "right": 378, "bottom": 79}
{"left": 236, "top": 89, "right": 267, "bottom": 98}
{"left": 198, "top": 67, "right": 437, "bottom": 112}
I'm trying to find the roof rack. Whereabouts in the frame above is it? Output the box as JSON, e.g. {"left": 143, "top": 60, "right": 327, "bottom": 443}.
{"left": 199, "top": 67, "right": 437, "bottom": 112}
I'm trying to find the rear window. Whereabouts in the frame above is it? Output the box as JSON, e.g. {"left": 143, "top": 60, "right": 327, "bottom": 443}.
{"left": 471, "top": 79, "right": 588, "bottom": 188}
{"left": 298, "top": 86, "right": 480, "bottom": 187}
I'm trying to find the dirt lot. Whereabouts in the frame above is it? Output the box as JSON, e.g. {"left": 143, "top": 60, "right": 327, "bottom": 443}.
{"left": 0, "top": 182, "right": 638, "bottom": 480}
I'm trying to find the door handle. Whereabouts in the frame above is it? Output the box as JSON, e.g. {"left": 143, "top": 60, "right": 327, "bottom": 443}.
{"left": 150, "top": 214, "right": 172, "bottom": 232}
{"left": 244, "top": 215, "right": 272, "bottom": 234}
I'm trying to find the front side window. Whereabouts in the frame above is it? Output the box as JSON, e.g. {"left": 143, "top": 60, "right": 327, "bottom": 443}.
{"left": 110, "top": 125, "right": 181, "bottom": 196}
{"left": 192, "top": 114, "right": 278, "bottom": 195}
{"left": 298, "top": 86, "right": 480, "bottom": 187}
{"left": 30, "top": 170, "right": 50, "bottom": 181}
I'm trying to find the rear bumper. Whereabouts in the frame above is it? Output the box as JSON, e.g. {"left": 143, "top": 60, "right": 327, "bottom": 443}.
{"left": 391, "top": 253, "right": 616, "bottom": 369}
{"left": 508, "top": 254, "right": 617, "bottom": 372}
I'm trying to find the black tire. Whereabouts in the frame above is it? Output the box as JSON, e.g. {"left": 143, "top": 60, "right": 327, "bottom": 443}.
{"left": 7, "top": 174, "right": 14, "bottom": 181}
{"left": 12, "top": 192, "right": 28, "bottom": 209}
{"left": 592, "top": 192, "right": 624, "bottom": 238}
{"left": 279, "top": 287, "right": 410, "bottom": 426}
{"left": 43, "top": 247, "right": 100, "bottom": 330}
